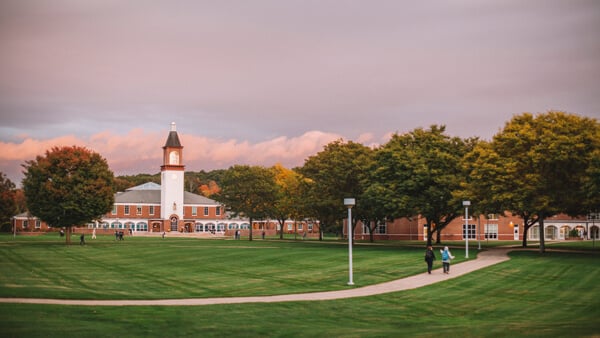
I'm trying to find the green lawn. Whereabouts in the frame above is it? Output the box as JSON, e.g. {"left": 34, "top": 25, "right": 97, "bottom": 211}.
{"left": 0, "top": 234, "right": 598, "bottom": 337}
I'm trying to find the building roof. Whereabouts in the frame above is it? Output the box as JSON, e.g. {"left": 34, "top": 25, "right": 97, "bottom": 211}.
{"left": 127, "top": 182, "right": 161, "bottom": 190}
{"left": 115, "top": 182, "right": 220, "bottom": 205}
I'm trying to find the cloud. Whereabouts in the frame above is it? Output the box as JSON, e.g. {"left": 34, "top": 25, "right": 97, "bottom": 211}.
{"left": 0, "top": 128, "right": 342, "bottom": 184}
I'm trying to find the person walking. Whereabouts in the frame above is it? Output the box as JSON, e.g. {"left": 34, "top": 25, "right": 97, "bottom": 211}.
{"left": 79, "top": 233, "right": 85, "bottom": 246}
{"left": 424, "top": 245, "right": 436, "bottom": 274}
{"left": 440, "top": 246, "right": 455, "bottom": 274}
{"left": 92, "top": 228, "right": 96, "bottom": 239}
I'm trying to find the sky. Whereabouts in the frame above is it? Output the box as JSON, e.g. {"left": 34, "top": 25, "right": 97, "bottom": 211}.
{"left": 1, "top": 0, "right": 599, "bottom": 185}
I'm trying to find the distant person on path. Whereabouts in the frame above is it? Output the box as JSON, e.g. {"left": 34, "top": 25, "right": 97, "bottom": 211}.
{"left": 92, "top": 228, "right": 96, "bottom": 239}
{"left": 440, "top": 246, "right": 455, "bottom": 274}
{"left": 162, "top": 231, "right": 166, "bottom": 239}
{"left": 424, "top": 245, "right": 436, "bottom": 274}
{"left": 79, "top": 233, "right": 85, "bottom": 245}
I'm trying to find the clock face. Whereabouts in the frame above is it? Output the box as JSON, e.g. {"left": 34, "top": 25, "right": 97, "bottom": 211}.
{"left": 169, "top": 150, "right": 179, "bottom": 165}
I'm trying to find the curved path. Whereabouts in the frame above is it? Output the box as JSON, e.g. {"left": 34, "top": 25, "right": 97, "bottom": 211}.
{"left": 0, "top": 248, "right": 510, "bottom": 306}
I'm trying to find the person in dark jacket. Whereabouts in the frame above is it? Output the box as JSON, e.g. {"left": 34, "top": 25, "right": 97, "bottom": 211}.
{"left": 424, "top": 245, "right": 435, "bottom": 274}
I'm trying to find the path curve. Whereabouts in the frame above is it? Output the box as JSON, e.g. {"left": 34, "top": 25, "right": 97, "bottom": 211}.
{"left": 0, "top": 248, "right": 510, "bottom": 306}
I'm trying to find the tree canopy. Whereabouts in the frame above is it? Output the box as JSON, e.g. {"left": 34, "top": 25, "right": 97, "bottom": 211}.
{"left": 299, "top": 140, "right": 375, "bottom": 237}
{"left": 215, "top": 165, "right": 278, "bottom": 241}
{"left": 22, "top": 146, "right": 115, "bottom": 244}
{"left": 463, "top": 111, "right": 600, "bottom": 252}
{"left": 371, "top": 125, "right": 471, "bottom": 246}
{"left": 0, "top": 172, "right": 17, "bottom": 231}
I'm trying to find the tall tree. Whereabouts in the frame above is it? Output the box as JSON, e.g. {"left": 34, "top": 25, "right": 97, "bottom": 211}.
{"left": 22, "top": 146, "right": 115, "bottom": 244}
{"left": 0, "top": 172, "right": 17, "bottom": 232}
{"left": 215, "top": 165, "right": 278, "bottom": 241}
{"left": 372, "top": 125, "right": 469, "bottom": 246}
{"left": 299, "top": 140, "right": 374, "bottom": 240}
{"left": 271, "top": 164, "right": 304, "bottom": 239}
{"left": 466, "top": 112, "right": 600, "bottom": 252}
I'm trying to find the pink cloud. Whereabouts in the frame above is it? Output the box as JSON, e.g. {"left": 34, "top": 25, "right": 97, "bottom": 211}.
{"left": 0, "top": 129, "right": 343, "bottom": 183}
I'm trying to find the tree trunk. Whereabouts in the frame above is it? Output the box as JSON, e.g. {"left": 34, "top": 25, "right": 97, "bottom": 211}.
{"left": 426, "top": 222, "right": 432, "bottom": 247}
{"left": 539, "top": 216, "right": 545, "bottom": 253}
{"left": 65, "top": 226, "right": 72, "bottom": 245}
{"left": 435, "top": 229, "right": 441, "bottom": 244}
{"left": 248, "top": 217, "right": 253, "bottom": 241}
{"left": 522, "top": 225, "right": 529, "bottom": 247}
{"left": 278, "top": 219, "right": 284, "bottom": 240}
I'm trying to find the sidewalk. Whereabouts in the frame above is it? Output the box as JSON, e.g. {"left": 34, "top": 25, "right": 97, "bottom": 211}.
{"left": 0, "top": 248, "right": 510, "bottom": 306}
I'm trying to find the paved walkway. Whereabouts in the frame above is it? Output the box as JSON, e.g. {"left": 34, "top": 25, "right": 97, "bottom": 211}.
{"left": 0, "top": 248, "right": 510, "bottom": 306}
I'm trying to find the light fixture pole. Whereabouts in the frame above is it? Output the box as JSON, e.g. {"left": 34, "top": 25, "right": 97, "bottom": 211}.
{"left": 344, "top": 198, "right": 355, "bottom": 285}
{"left": 463, "top": 200, "right": 470, "bottom": 258}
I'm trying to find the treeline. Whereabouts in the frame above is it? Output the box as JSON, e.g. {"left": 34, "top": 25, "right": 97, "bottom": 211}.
{"left": 113, "top": 170, "right": 227, "bottom": 197}
{"left": 2, "top": 111, "right": 599, "bottom": 251}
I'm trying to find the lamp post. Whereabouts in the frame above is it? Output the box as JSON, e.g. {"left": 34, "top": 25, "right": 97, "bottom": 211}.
{"left": 463, "top": 200, "right": 470, "bottom": 258}
{"left": 344, "top": 198, "right": 355, "bottom": 286}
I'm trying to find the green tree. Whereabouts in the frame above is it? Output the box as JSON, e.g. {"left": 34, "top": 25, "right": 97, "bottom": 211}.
{"left": 215, "top": 165, "right": 278, "bottom": 241}
{"left": 22, "top": 146, "right": 115, "bottom": 244}
{"left": 0, "top": 172, "right": 17, "bottom": 232}
{"left": 299, "top": 140, "right": 374, "bottom": 240}
{"left": 373, "top": 125, "right": 470, "bottom": 247}
{"left": 466, "top": 112, "right": 600, "bottom": 252}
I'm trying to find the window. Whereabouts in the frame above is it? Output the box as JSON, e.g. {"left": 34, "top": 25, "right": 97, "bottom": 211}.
{"left": 35, "top": 220, "right": 41, "bottom": 229}
{"left": 192, "top": 206, "right": 197, "bottom": 216}
{"left": 124, "top": 205, "right": 130, "bottom": 215}
{"left": 216, "top": 206, "right": 221, "bottom": 216}
{"left": 149, "top": 206, "right": 154, "bottom": 215}
{"left": 487, "top": 214, "right": 499, "bottom": 220}
{"left": 298, "top": 223, "right": 303, "bottom": 231}
{"left": 463, "top": 224, "right": 476, "bottom": 239}
{"left": 287, "top": 223, "right": 293, "bottom": 231}
{"left": 204, "top": 207, "right": 209, "bottom": 216}
{"left": 308, "top": 223, "right": 313, "bottom": 231}
{"left": 23, "top": 220, "right": 28, "bottom": 228}
{"left": 135, "top": 222, "right": 148, "bottom": 231}
{"left": 112, "top": 205, "right": 117, "bottom": 215}
{"left": 530, "top": 225, "right": 540, "bottom": 240}
{"left": 136, "top": 205, "right": 142, "bottom": 215}
{"left": 484, "top": 224, "right": 498, "bottom": 239}
{"left": 376, "top": 221, "right": 387, "bottom": 234}
{"left": 362, "top": 223, "right": 370, "bottom": 234}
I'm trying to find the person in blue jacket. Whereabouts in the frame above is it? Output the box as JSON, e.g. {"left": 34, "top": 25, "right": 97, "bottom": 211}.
{"left": 440, "top": 246, "right": 455, "bottom": 274}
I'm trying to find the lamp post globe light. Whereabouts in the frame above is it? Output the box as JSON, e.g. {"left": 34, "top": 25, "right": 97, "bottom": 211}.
{"left": 463, "top": 200, "right": 470, "bottom": 258}
{"left": 344, "top": 198, "right": 356, "bottom": 286}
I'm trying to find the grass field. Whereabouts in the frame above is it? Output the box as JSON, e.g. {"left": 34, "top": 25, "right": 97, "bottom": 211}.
{"left": 0, "top": 234, "right": 598, "bottom": 337}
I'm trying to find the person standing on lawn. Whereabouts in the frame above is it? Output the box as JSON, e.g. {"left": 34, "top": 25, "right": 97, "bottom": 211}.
{"left": 424, "top": 245, "right": 436, "bottom": 274}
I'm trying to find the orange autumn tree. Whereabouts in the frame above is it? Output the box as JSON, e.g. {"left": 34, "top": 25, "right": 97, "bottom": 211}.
{"left": 271, "top": 163, "right": 305, "bottom": 239}
{"left": 199, "top": 180, "right": 221, "bottom": 197}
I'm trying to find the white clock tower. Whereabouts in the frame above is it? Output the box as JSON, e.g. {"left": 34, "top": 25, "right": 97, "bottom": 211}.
{"left": 161, "top": 122, "right": 185, "bottom": 231}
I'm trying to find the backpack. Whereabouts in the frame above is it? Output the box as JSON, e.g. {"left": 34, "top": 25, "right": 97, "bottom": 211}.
{"left": 442, "top": 250, "right": 449, "bottom": 260}
{"left": 425, "top": 250, "right": 433, "bottom": 260}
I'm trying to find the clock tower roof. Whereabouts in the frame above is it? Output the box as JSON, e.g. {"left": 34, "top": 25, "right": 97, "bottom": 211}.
{"left": 164, "top": 122, "right": 182, "bottom": 148}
